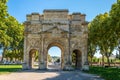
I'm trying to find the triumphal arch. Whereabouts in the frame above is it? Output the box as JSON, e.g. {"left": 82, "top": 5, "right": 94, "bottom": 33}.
{"left": 23, "top": 9, "right": 89, "bottom": 70}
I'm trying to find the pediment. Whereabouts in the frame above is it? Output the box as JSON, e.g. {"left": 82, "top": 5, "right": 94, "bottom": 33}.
{"left": 41, "top": 26, "right": 69, "bottom": 34}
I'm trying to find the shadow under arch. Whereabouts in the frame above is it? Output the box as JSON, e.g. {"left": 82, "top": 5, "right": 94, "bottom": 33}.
{"left": 46, "top": 42, "right": 65, "bottom": 70}
{"left": 29, "top": 49, "right": 39, "bottom": 69}
{"left": 72, "top": 49, "right": 82, "bottom": 70}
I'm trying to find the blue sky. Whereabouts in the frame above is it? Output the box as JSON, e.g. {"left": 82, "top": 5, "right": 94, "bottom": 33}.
{"left": 48, "top": 46, "right": 61, "bottom": 57}
{"left": 0, "top": 0, "right": 116, "bottom": 57}
{"left": 7, "top": 0, "right": 116, "bottom": 23}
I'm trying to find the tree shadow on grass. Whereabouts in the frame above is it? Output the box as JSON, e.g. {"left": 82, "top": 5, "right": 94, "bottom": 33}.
{"left": 0, "top": 68, "right": 22, "bottom": 72}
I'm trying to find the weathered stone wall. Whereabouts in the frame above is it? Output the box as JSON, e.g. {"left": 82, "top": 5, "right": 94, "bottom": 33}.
{"left": 23, "top": 9, "right": 88, "bottom": 70}
{"left": 43, "top": 9, "right": 68, "bottom": 21}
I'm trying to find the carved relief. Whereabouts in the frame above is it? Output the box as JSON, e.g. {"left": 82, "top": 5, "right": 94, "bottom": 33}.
{"left": 52, "top": 27, "right": 61, "bottom": 37}
{"left": 71, "top": 25, "right": 82, "bottom": 32}
{"left": 23, "top": 9, "right": 88, "bottom": 70}
{"left": 27, "top": 24, "right": 41, "bottom": 33}
{"left": 28, "top": 38, "right": 41, "bottom": 48}
{"left": 71, "top": 38, "right": 83, "bottom": 49}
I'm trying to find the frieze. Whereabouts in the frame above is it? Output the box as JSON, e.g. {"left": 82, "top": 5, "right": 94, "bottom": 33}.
{"left": 26, "top": 24, "right": 41, "bottom": 33}
{"left": 28, "top": 38, "right": 41, "bottom": 48}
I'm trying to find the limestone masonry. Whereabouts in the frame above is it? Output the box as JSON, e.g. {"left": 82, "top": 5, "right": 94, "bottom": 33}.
{"left": 23, "top": 9, "right": 89, "bottom": 70}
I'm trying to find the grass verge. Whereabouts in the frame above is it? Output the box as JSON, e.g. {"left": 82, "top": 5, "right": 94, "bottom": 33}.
{"left": 85, "top": 66, "right": 120, "bottom": 80}
{"left": 0, "top": 64, "right": 22, "bottom": 75}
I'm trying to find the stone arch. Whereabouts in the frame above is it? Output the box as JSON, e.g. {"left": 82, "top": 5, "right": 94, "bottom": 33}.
{"left": 46, "top": 42, "right": 65, "bottom": 69}
{"left": 47, "top": 42, "right": 64, "bottom": 51}
{"left": 72, "top": 49, "right": 82, "bottom": 69}
{"left": 29, "top": 49, "right": 39, "bottom": 69}
{"left": 23, "top": 9, "right": 89, "bottom": 70}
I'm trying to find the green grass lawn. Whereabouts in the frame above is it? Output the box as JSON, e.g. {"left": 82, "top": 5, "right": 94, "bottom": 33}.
{"left": 0, "top": 65, "right": 22, "bottom": 75}
{"left": 85, "top": 66, "right": 120, "bottom": 80}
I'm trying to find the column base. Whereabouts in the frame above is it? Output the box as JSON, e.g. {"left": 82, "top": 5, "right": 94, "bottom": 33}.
{"left": 38, "top": 62, "right": 47, "bottom": 70}
{"left": 22, "top": 62, "right": 30, "bottom": 70}
{"left": 63, "top": 65, "right": 74, "bottom": 71}
{"left": 82, "top": 62, "right": 89, "bottom": 71}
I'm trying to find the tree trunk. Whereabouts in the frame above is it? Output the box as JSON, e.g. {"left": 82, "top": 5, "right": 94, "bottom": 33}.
{"left": 118, "top": 39, "right": 120, "bottom": 59}
{"left": 102, "top": 54, "right": 104, "bottom": 67}
{"left": 90, "top": 56, "right": 93, "bottom": 66}
{"left": 107, "top": 56, "right": 110, "bottom": 67}
{"left": 118, "top": 46, "right": 120, "bottom": 59}
{"left": 0, "top": 47, "right": 6, "bottom": 63}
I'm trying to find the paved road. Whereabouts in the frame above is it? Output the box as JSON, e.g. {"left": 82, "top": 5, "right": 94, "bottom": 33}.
{"left": 47, "top": 63, "right": 61, "bottom": 70}
{"left": 0, "top": 70, "right": 104, "bottom": 80}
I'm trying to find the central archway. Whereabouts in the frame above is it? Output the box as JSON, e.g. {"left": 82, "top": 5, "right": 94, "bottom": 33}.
{"left": 47, "top": 46, "right": 61, "bottom": 70}
{"left": 46, "top": 42, "right": 64, "bottom": 70}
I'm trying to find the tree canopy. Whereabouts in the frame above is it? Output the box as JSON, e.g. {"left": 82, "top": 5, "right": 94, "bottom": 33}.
{"left": 0, "top": 0, "right": 24, "bottom": 62}
{"left": 88, "top": 0, "right": 120, "bottom": 66}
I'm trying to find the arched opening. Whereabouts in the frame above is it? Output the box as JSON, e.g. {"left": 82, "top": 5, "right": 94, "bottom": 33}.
{"left": 47, "top": 42, "right": 64, "bottom": 70}
{"left": 29, "top": 49, "right": 39, "bottom": 69}
{"left": 72, "top": 49, "right": 82, "bottom": 69}
{"left": 47, "top": 46, "right": 61, "bottom": 70}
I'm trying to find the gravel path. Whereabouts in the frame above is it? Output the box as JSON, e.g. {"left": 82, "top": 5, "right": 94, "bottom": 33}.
{"left": 0, "top": 70, "right": 104, "bottom": 80}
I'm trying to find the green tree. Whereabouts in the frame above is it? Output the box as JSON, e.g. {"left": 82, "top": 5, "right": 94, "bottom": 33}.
{"left": 0, "top": 0, "right": 24, "bottom": 62}
{"left": 88, "top": 12, "right": 117, "bottom": 66}
{"left": 88, "top": 22, "right": 97, "bottom": 64}
{"left": 88, "top": 13, "right": 108, "bottom": 66}
{"left": 5, "top": 16, "right": 24, "bottom": 61}
{"left": 0, "top": 0, "right": 12, "bottom": 62}
{"left": 110, "top": 0, "right": 120, "bottom": 59}
{"left": 48, "top": 54, "right": 52, "bottom": 62}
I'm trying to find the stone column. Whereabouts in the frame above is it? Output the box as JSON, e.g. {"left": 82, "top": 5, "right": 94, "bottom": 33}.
{"left": 23, "top": 35, "right": 29, "bottom": 70}
{"left": 38, "top": 49, "right": 41, "bottom": 69}
{"left": 27, "top": 48, "right": 31, "bottom": 69}
{"left": 44, "top": 49, "right": 47, "bottom": 69}
{"left": 39, "top": 51, "right": 45, "bottom": 69}
{"left": 69, "top": 51, "right": 72, "bottom": 65}
{"left": 83, "top": 38, "right": 89, "bottom": 71}
{"left": 39, "top": 38, "right": 46, "bottom": 69}
{"left": 63, "top": 46, "right": 73, "bottom": 70}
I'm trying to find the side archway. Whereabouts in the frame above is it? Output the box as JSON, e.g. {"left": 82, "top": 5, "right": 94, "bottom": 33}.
{"left": 72, "top": 49, "right": 82, "bottom": 69}
{"left": 29, "top": 49, "right": 39, "bottom": 69}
